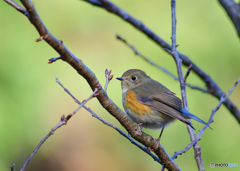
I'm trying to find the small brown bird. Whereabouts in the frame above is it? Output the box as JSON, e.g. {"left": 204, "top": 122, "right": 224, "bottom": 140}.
{"left": 117, "top": 69, "right": 210, "bottom": 140}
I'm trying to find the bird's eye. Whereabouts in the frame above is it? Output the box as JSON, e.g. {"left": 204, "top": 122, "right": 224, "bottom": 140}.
{"left": 131, "top": 76, "right": 137, "bottom": 81}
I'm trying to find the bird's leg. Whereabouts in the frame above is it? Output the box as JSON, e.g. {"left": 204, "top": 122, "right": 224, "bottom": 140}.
{"left": 157, "top": 126, "right": 165, "bottom": 142}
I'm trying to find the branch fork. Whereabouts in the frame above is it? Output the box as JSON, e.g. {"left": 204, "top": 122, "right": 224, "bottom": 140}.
{"left": 17, "top": 75, "right": 102, "bottom": 171}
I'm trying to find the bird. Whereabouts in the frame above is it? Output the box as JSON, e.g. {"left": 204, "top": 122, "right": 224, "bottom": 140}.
{"left": 116, "top": 69, "right": 211, "bottom": 141}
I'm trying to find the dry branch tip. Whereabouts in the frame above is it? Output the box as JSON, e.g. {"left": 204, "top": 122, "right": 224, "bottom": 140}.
{"left": 48, "top": 57, "right": 61, "bottom": 64}
{"left": 36, "top": 36, "right": 44, "bottom": 42}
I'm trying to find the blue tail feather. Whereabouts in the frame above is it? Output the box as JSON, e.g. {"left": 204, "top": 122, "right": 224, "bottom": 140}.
{"left": 182, "top": 108, "right": 212, "bottom": 130}
{"left": 188, "top": 123, "right": 195, "bottom": 130}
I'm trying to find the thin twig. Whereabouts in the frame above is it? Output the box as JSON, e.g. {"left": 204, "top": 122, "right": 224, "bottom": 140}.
{"left": 170, "top": 1, "right": 204, "bottom": 170}
{"left": 184, "top": 64, "right": 192, "bottom": 83}
{"left": 172, "top": 76, "right": 240, "bottom": 159}
{"left": 55, "top": 74, "right": 161, "bottom": 164}
{"left": 4, "top": 0, "right": 29, "bottom": 17}
{"left": 116, "top": 35, "right": 207, "bottom": 93}
{"left": 83, "top": 0, "right": 240, "bottom": 123}
{"left": 48, "top": 57, "right": 61, "bottom": 64}
{"left": 20, "top": 88, "right": 99, "bottom": 171}
{"left": 116, "top": 35, "right": 178, "bottom": 80}
{"left": 71, "top": 89, "right": 99, "bottom": 116}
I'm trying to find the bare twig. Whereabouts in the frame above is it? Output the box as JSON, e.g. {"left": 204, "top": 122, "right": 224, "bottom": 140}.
{"left": 83, "top": 0, "right": 240, "bottom": 123}
{"left": 48, "top": 57, "right": 62, "bottom": 64}
{"left": 35, "top": 36, "right": 44, "bottom": 42}
{"left": 170, "top": 1, "right": 204, "bottom": 170}
{"left": 172, "top": 76, "right": 240, "bottom": 160}
{"left": 4, "top": 0, "right": 29, "bottom": 17}
{"left": 219, "top": 0, "right": 240, "bottom": 37}
{"left": 56, "top": 75, "right": 162, "bottom": 164}
{"left": 4, "top": 1, "right": 179, "bottom": 169}
{"left": 20, "top": 88, "right": 99, "bottom": 171}
{"left": 116, "top": 35, "right": 207, "bottom": 93}
{"left": 116, "top": 35, "right": 179, "bottom": 81}
{"left": 104, "top": 69, "right": 113, "bottom": 91}
{"left": 184, "top": 64, "right": 192, "bottom": 83}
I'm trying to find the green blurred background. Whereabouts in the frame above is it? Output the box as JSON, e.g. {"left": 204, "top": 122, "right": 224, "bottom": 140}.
{"left": 1, "top": 0, "right": 240, "bottom": 170}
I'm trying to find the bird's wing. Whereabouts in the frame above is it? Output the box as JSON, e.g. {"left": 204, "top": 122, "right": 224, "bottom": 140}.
{"left": 134, "top": 81, "right": 191, "bottom": 125}
{"left": 150, "top": 92, "right": 182, "bottom": 112}
{"left": 138, "top": 95, "right": 191, "bottom": 125}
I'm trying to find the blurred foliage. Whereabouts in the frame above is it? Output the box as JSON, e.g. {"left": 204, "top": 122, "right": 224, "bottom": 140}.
{"left": 0, "top": 0, "right": 240, "bottom": 170}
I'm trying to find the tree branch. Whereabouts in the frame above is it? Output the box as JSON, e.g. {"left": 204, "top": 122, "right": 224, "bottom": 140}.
{"left": 56, "top": 74, "right": 162, "bottom": 164}
{"left": 4, "top": 0, "right": 29, "bottom": 17}
{"left": 20, "top": 88, "right": 100, "bottom": 171}
{"left": 219, "top": 0, "right": 240, "bottom": 37}
{"left": 83, "top": 0, "right": 240, "bottom": 123}
{"left": 116, "top": 35, "right": 208, "bottom": 93}
{"left": 5, "top": 0, "right": 180, "bottom": 170}
{"left": 172, "top": 76, "right": 240, "bottom": 160}
{"left": 170, "top": 1, "right": 204, "bottom": 170}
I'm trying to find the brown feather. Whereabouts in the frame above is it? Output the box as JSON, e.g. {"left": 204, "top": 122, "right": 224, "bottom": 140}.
{"left": 133, "top": 79, "right": 190, "bottom": 125}
{"left": 138, "top": 96, "right": 191, "bottom": 125}
{"left": 133, "top": 79, "right": 183, "bottom": 111}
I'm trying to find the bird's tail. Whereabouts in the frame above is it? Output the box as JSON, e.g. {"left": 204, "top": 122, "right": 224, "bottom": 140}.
{"left": 182, "top": 108, "right": 212, "bottom": 130}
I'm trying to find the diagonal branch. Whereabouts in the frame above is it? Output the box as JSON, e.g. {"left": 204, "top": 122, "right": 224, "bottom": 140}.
{"left": 116, "top": 35, "right": 208, "bottom": 93}
{"left": 219, "top": 0, "right": 240, "bottom": 37}
{"left": 116, "top": 35, "right": 178, "bottom": 80}
{"left": 172, "top": 76, "right": 240, "bottom": 160}
{"left": 56, "top": 74, "right": 161, "bottom": 164}
{"left": 4, "top": 0, "right": 29, "bottom": 17}
{"left": 5, "top": 0, "right": 180, "bottom": 170}
{"left": 83, "top": 0, "right": 240, "bottom": 123}
{"left": 20, "top": 88, "right": 100, "bottom": 171}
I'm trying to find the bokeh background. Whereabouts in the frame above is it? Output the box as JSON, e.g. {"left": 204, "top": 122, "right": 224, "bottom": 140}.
{"left": 1, "top": 0, "right": 240, "bottom": 170}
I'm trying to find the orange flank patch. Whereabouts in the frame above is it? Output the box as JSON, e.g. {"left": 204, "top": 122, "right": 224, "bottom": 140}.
{"left": 125, "top": 91, "right": 152, "bottom": 115}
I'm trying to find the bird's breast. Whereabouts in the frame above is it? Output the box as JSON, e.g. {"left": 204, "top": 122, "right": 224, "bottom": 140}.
{"left": 124, "top": 90, "right": 152, "bottom": 115}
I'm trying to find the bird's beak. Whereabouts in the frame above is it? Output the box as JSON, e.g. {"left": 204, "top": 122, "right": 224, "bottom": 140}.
{"left": 116, "top": 77, "right": 124, "bottom": 81}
